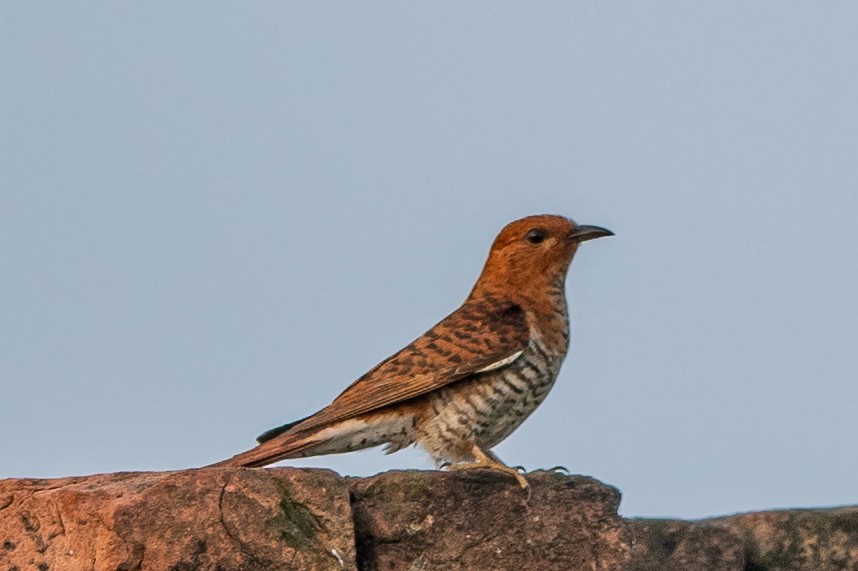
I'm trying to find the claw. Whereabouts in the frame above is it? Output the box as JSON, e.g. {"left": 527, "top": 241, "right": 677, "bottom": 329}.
{"left": 445, "top": 445, "right": 532, "bottom": 501}
{"left": 503, "top": 471, "right": 531, "bottom": 502}
{"left": 450, "top": 463, "right": 530, "bottom": 496}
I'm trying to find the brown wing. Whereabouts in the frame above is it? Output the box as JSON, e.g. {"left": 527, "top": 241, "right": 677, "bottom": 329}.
{"left": 290, "top": 297, "right": 530, "bottom": 434}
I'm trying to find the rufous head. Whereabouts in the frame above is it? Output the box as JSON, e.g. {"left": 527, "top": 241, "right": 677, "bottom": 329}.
{"left": 470, "top": 214, "right": 613, "bottom": 300}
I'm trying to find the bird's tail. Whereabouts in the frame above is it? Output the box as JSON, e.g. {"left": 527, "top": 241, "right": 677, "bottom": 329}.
{"left": 207, "top": 429, "right": 324, "bottom": 468}
{"left": 207, "top": 412, "right": 413, "bottom": 468}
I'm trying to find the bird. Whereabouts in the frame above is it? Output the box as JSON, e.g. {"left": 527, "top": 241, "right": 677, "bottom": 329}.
{"left": 211, "top": 214, "right": 613, "bottom": 491}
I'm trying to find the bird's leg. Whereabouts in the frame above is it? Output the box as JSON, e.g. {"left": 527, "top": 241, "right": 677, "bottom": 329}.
{"left": 448, "top": 444, "right": 530, "bottom": 494}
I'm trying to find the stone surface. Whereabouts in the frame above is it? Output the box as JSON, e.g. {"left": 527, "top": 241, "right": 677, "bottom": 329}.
{"left": 3, "top": 467, "right": 855, "bottom": 571}
{"left": 631, "top": 507, "right": 858, "bottom": 571}
{"left": 0, "top": 468, "right": 356, "bottom": 571}
{"left": 629, "top": 519, "right": 746, "bottom": 571}
{"left": 1, "top": 468, "right": 628, "bottom": 571}
{"left": 721, "top": 507, "right": 858, "bottom": 571}
{"left": 350, "top": 469, "right": 630, "bottom": 571}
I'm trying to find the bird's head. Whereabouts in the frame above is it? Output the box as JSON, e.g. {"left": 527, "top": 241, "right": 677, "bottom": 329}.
{"left": 470, "top": 214, "right": 613, "bottom": 301}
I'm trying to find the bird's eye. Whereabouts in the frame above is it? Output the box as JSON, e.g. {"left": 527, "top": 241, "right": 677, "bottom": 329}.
{"left": 525, "top": 228, "right": 547, "bottom": 244}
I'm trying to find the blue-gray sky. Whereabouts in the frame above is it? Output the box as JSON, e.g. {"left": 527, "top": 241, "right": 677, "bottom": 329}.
{"left": 2, "top": 3, "right": 856, "bottom": 519}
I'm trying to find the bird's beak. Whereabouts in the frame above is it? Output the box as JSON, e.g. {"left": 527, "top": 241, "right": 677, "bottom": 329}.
{"left": 568, "top": 224, "right": 614, "bottom": 243}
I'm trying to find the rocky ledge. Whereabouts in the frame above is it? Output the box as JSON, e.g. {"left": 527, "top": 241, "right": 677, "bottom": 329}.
{"left": 0, "top": 468, "right": 855, "bottom": 570}
{"left": 630, "top": 507, "right": 858, "bottom": 571}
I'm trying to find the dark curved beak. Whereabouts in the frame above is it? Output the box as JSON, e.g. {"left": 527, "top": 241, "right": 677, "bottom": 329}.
{"left": 568, "top": 224, "right": 614, "bottom": 243}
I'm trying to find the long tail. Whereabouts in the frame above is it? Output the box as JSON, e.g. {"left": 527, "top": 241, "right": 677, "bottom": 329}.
{"left": 207, "top": 412, "right": 412, "bottom": 468}
{"left": 208, "top": 429, "right": 324, "bottom": 468}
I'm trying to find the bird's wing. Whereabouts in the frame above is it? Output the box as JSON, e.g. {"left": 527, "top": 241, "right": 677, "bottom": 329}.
{"left": 291, "top": 298, "right": 530, "bottom": 434}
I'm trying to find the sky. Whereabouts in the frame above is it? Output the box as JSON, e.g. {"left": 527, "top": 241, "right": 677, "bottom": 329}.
{"left": 1, "top": 2, "right": 856, "bottom": 520}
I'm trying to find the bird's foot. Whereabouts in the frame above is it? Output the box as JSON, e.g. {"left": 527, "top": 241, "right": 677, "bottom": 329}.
{"left": 448, "top": 461, "right": 530, "bottom": 494}
{"left": 445, "top": 444, "right": 531, "bottom": 500}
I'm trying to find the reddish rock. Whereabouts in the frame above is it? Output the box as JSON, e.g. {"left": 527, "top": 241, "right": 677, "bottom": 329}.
{"left": 5, "top": 466, "right": 853, "bottom": 571}
{"left": 1, "top": 468, "right": 629, "bottom": 571}
{"left": 350, "top": 470, "right": 630, "bottom": 571}
{"left": 0, "top": 468, "right": 355, "bottom": 571}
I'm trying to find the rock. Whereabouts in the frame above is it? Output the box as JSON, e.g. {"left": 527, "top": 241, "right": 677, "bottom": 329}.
{"left": 630, "top": 507, "right": 858, "bottom": 571}
{"left": 350, "top": 470, "right": 630, "bottom": 571}
{"left": 1, "top": 468, "right": 628, "bottom": 571}
{"left": 0, "top": 468, "right": 356, "bottom": 571}
{"left": 629, "top": 519, "right": 746, "bottom": 571}
{"left": 721, "top": 507, "right": 858, "bottom": 571}
{"left": 5, "top": 466, "right": 854, "bottom": 570}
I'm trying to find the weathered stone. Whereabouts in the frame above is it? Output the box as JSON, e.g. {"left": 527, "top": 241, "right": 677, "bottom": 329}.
{"left": 350, "top": 469, "right": 630, "bottom": 571}
{"left": 4, "top": 466, "right": 855, "bottom": 571}
{"left": 629, "top": 519, "right": 746, "bottom": 571}
{"left": 0, "top": 468, "right": 355, "bottom": 571}
{"left": 720, "top": 507, "right": 858, "bottom": 571}
{"left": 631, "top": 507, "right": 858, "bottom": 571}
